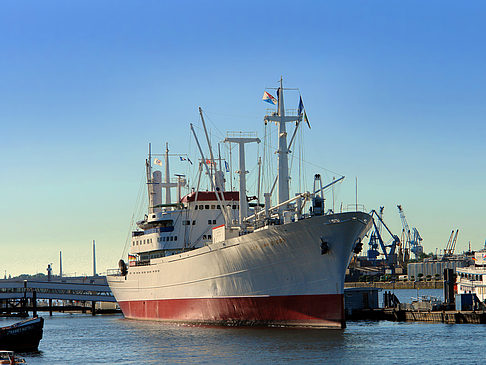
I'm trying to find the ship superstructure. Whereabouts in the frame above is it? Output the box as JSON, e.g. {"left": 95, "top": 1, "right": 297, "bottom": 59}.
{"left": 108, "top": 79, "right": 372, "bottom": 328}
{"left": 457, "top": 250, "right": 486, "bottom": 302}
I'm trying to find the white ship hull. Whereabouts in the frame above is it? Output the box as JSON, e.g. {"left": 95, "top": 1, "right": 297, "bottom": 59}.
{"left": 108, "top": 211, "right": 371, "bottom": 328}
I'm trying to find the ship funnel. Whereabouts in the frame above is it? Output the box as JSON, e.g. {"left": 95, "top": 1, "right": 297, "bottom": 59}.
{"left": 213, "top": 170, "right": 225, "bottom": 192}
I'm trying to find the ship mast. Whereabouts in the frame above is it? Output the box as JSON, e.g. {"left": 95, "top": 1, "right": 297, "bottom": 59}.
{"left": 224, "top": 134, "right": 260, "bottom": 228}
{"left": 146, "top": 143, "right": 154, "bottom": 213}
{"left": 161, "top": 143, "right": 177, "bottom": 204}
{"left": 190, "top": 123, "right": 231, "bottom": 225}
{"left": 264, "top": 77, "right": 302, "bottom": 212}
{"left": 164, "top": 143, "right": 171, "bottom": 204}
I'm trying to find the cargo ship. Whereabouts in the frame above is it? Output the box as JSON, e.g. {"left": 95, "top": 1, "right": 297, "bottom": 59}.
{"left": 107, "top": 79, "right": 372, "bottom": 328}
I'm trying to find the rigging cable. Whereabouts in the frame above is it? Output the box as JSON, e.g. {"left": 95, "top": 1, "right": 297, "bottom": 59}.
{"left": 120, "top": 170, "right": 146, "bottom": 260}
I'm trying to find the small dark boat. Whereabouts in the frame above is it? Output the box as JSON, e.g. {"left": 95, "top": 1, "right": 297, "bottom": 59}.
{"left": 0, "top": 351, "right": 26, "bottom": 364}
{"left": 0, "top": 317, "right": 43, "bottom": 352}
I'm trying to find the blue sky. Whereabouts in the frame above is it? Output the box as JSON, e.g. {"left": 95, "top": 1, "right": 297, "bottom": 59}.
{"left": 1, "top": 1, "right": 485, "bottom": 276}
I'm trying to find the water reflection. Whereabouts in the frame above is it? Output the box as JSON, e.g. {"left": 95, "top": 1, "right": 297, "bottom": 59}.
{"left": 116, "top": 319, "right": 347, "bottom": 363}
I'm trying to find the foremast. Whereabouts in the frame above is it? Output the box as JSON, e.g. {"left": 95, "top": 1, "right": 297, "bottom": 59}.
{"left": 264, "top": 77, "right": 302, "bottom": 213}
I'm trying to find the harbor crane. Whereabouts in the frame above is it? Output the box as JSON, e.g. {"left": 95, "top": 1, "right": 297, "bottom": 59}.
{"left": 367, "top": 207, "right": 384, "bottom": 261}
{"left": 397, "top": 205, "right": 423, "bottom": 261}
{"left": 444, "top": 229, "right": 459, "bottom": 257}
{"left": 367, "top": 208, "right": 401, "bottom": 272}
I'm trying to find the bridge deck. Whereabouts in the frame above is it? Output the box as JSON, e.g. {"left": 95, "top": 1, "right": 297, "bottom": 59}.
{"left": 0, "top": 278, "right": 116, "bottom": 302}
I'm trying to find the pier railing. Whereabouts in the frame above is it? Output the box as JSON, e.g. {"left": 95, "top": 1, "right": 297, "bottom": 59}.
{"left": 342, "top": 204, "right": 367, "bottom": 212}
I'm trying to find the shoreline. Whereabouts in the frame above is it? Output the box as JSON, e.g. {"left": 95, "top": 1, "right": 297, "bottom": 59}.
{"left": 345, "top": 281, "right": 444, "bottom": 289}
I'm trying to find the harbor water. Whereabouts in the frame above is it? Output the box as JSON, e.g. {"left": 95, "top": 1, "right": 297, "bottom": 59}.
{"left": 3, "top": 289, "right": 485, "bottom": 364}
{"left": 379, "top": 288, "right": 444, "bottom": 306}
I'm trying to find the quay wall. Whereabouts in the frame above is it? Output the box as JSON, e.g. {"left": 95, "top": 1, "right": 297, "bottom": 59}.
{"left": 345, "top": 281, "right": 443, "bottom": 289}
{"left": 348, "top": 308, "right": 486, "bottom": 324}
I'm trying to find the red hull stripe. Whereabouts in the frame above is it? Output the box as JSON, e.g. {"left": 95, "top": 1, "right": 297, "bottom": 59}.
{"left": 118, "top": 294, "right": 344, "bottom": 328}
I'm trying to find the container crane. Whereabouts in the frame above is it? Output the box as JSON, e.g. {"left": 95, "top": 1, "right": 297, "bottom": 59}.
{"left": 397, "top": 205, "right": 423, "bottom": 260}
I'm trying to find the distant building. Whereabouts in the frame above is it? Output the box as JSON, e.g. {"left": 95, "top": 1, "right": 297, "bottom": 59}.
{"left": 407, "top": 258, "right": 469, "bottom": 280}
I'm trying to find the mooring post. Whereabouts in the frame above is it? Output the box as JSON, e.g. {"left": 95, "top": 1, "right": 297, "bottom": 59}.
{"left": 23, "top": 280, "right": 28, "bottom": 316}
{"left": 49, "top": 298, "right": 53, "bottom": 316}
{"left": 91, "top": 301, "right": 96, "bottom": 316}
{"left": 32, "top": 290, "right": 37, "bottom": 318}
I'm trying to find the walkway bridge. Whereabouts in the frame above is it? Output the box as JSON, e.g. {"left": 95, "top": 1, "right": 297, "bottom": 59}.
{"left": 0, "top": 277, "right": 117, "bottom": 316}
{"left": 0, "top": 280, "right": 115, "bottom": 302}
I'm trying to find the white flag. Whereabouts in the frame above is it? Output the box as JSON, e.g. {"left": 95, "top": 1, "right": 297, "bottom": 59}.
{"left": 154, "top": 158, "right": 163, "bottom": 166}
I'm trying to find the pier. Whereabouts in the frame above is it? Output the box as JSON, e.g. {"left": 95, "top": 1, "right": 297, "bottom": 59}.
{"left": 345, "top": 269, "right": 486, "bottom": 324}
{"left": 347, "top": 308, "right": 486, "bottom": 324}
{"left": 345, "top": 280, "right": 443, "bottom": 290}
{"left": 0, "top": 277, "right": 117, "bottom": 316}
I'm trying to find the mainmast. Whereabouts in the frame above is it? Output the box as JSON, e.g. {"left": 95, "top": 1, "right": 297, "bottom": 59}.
{"left": 264, "top": 77, "right": 302, "bottom": 212}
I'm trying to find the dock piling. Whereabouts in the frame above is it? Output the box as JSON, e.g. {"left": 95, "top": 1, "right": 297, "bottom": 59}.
{"left": 32, "top": 290, "right": 37, "bottom": 317}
